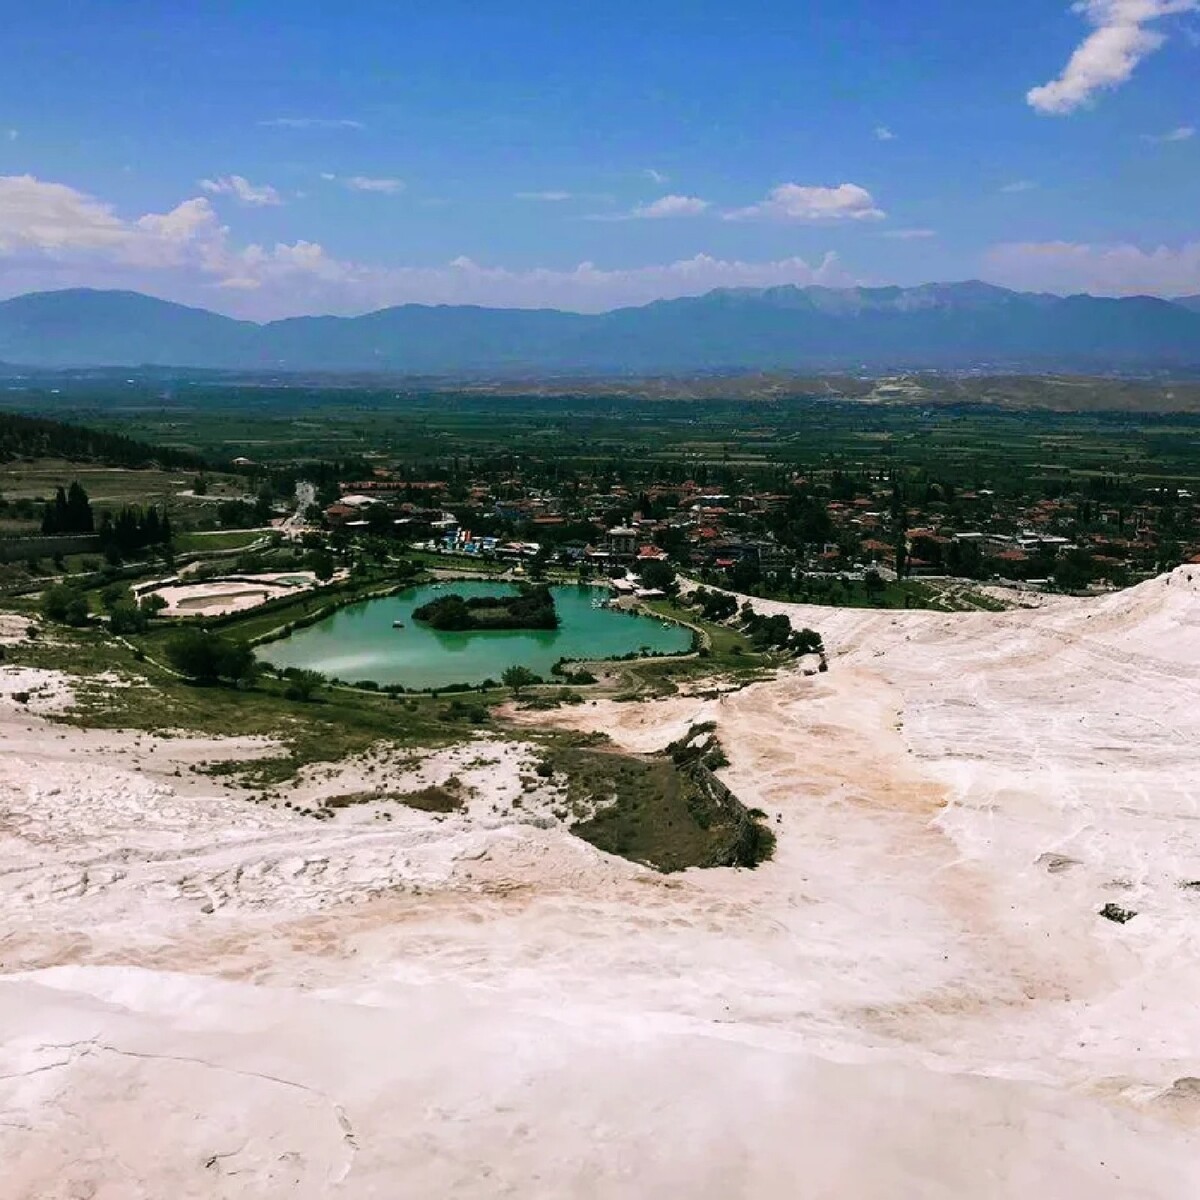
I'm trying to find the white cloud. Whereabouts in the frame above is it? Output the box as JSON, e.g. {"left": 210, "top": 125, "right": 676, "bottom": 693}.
{"left": 984, "top": 238, "right": 1200, "bottom": 295}
{"left": 515, "top": 190, "right": 573, "bottom": 201}
{"left": 259, "top": 117, "right": 364, "bottom": 130}
{"left": 874, "top": 125, "right": 896, "bottom": 141}
{"left": 381, "top": 251, "right": 850, "bottom": 312}
{"left": 344, "top": 176, "right": 405, "bottom": 194}
{"left": 880, "top": 228, "right": 937, "bottom": 240}
{"left": 0, "top": 174, "right": 130, "bottom": 253}
{"left": 585, "top": 194, "right": 711, "bottom": 221}
{"left": 1000, "top": 180, "right": 1039, "bottom": 193}
{"left": 0, "top": 173, "right": 855, "bottom": 317}
{"left": 1028, "top": 0, "right": 1198, "bottom": 115}
{"left": 4, "top": 129, "right": 16, "bottom": 142}
{"left": 725, "top": 182, "right": 885, "bottom": 222}
{"left": 644, "top": 168, "right": 669, "bottom": 185}
{"left": 0, "top": 173, "right": 314, "bottom": 290}
{"left": 198, "top": 175, "right": 282, "bottom": 207}
{"left": 1142, "top": 123, "right": 1196, "bottom": 140}
{"left": 631, "top": 194, "right": 709, "bottom": 218}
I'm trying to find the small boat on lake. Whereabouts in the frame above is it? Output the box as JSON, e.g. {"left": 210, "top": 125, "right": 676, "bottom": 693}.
{"left": 392, "top": 620, "right": 405, "bottom": 629}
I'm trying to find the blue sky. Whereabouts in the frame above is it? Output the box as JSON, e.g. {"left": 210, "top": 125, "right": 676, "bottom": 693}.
{"left": 0, "top": 0, "right": 1197, "bottom": 317}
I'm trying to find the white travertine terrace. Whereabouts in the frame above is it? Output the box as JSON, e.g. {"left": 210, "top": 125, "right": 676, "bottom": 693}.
{"left": 2, "top": 566, "right": 1199, "bottom": 1198}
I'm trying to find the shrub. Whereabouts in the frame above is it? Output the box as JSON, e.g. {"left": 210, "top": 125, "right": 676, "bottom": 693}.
{"left": 165, "top": 629, "right": 256, "bottom": 684}
{"left": 140, "top": 592, "right": 168, "bottom": 618}
{"left": 502, "top": 665, "right": 541, "bottom": 696}
{"left": 108, "top": 601, "right": 148, "bottom": 635}
{"left": 282, "top": 668, "right": 325, "bottom": 702}
{"left": 40, "top": 583, "right": 89, "bottom": 627}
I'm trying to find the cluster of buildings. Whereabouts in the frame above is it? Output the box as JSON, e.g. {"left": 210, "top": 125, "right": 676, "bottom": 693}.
{"left": 322, "top": 469, "right": 1200, "bottom": 587}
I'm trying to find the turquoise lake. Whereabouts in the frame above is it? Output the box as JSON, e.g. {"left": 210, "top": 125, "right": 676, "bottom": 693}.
{"left": 256, "top": 582, "right": 692, "bottom": 689}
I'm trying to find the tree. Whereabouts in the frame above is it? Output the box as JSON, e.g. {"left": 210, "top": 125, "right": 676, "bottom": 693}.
{"left": 140, "top": 592, "right": 168, "bottom": 618}
{"left": 306, "top": 549, "right": 335, "bottom": 582}
{"left": 42, "top": 482, "right": 94, "bottom": 535}
{"left": 282, "top": 668, "right": 325, "bottom": 702}
{"left": 790, "top": 627, "right": 825, "bottom": 656}
{"left": 100, "top": 582, "right": 132, "bottom": 612}
{"left": 502, "top": 665, "right": 539, "bottom": 697}
{"left": 66, "top": 482, "right": 94, "bottom": 532}
{"left": 366, "top": 505, "right": 394, "bottom": 538}
{"left": 41, "top": 487, "right": 68, "bottom": 535}
{"left": 165, "top": 630, "right": 257, "bottom": 684}
{"left": 1054, "top": 548, "right": 1095, "bottom": 593}
{"left": 40, "top": 583, "right": 88, "bottom": 627}
{"left": 638, "top": 559, "right": 678, "bottom": 595}
{"left": 863, "top": 569, "right": 886, "bottom": 602}
{"left": 108, "top": 601, "right": 148, "bottom": 635}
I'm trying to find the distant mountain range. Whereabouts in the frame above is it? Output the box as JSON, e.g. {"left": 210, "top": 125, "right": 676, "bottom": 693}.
{"left": 1, "top": 283, "right": 1198, "bottom": 373}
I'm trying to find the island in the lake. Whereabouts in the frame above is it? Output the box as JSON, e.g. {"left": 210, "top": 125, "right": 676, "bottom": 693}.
{"left": 412, "top": 584, "right": 560, "bottom": 631}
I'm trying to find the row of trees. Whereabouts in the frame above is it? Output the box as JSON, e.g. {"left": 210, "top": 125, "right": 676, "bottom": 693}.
{"left": 41, "top": 483, "right": 95, "bottom": 535}
{"left": 40, "top": 484, "right": 174, "bottom": 561}
{"left": 40, "top": 581, "right": 168, "bottom": 631}
{"left": 0, "top": 411, "right": 206, "bottom": 471}
{"left": 686, "top": 586, "right": 824, "bottom": 656}
{"left": 98, "top": 506, "right": 173, "bottom": 556}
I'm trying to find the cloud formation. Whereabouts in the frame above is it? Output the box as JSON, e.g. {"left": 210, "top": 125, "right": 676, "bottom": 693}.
{"left": 1028, "top": 0, "right": 1198, "bottom": 115}
{"left": 985, "top": 238, "right": 1200, "bottom": 295}
{"left": 1000, "top": 180, "right": 1039, "bottom": 193}
{"left": 515, "top": 190, "right": 573, "bottom": 201}
{"left": 874, "top": 125, "right": 896, "bottom": 141}
{"left": 631, "top": 194, "right": 709, "bottom": 218}
{"left": 199, "top": 175, "right": 282, "bottom": 206}
{"left": 725, "top": 183, "right": 885, "bottom": 222}
{"left": 344, "top": 176, "right": 405, "bottom": 193}
{"left": 644, "top": 168, "right": 669, "bottom": 185}
{"left": 0, "top": 173, "right": 851, "bottom": 317}
{"left": 880, "top": 228, "right": 937, "bottom": 240}
{"left": 1142, "top": 123, "right": 1195, "bottom": 140}
{"left": 259, "top": 117, "right": 364, "bottom": 130}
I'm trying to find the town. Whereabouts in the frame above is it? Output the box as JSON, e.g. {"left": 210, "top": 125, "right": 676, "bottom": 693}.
{"left": 318, "top": 459, "right": 1200, "bottom": 608}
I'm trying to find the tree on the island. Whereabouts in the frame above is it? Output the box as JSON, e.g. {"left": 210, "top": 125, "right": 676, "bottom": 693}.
{"left": 501, "top": 665, "right": 539, "bottom": 697}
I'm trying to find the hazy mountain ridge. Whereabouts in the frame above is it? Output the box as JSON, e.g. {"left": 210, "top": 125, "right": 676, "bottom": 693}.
{"left": 0, "top": 283, "right": 1197, "bottom": 371}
